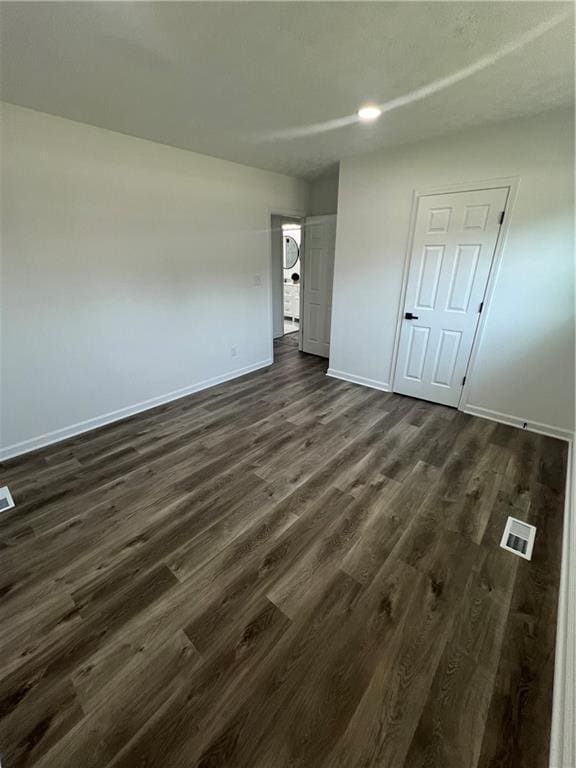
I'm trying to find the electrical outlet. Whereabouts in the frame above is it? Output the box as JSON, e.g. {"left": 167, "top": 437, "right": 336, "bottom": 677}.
{"left": 231, "top": 346, "right": 238, "bottom": 358}
{"left": 253, "top": 274, "right": 263, "bottom": 287}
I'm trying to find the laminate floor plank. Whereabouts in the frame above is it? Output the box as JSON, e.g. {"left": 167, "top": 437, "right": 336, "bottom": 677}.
{"left": 0, "top": 340, "right": 567, "bottom": 768}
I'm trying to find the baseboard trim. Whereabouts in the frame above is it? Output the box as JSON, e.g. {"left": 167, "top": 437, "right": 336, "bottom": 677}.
{"left": 462, "top": 404, "right": 573, "bottom": 442}
{"left": 550, "top": 439, "right": 575, "bottom": 768}
{"left": 326, "top": 368, "right": 390, "bottom": 392}
{"left": 0, "top": 358, "right": 273, "bottom": 461}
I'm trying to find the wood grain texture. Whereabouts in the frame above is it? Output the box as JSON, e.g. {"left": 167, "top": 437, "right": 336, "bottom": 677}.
{"left": 0, "top": 335, "right": 568, "bottom": 768}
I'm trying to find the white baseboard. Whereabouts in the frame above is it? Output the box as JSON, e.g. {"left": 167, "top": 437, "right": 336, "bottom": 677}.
{"left": 0, "top": 358, "right": 273, "bottom": 461}
{"left": 550, "top": 439, "right": 575, "bottom": 768}
{"left": 326, "top": 368, "right": 390, "bottom": 392}
{"left": 462, "top": 404, "right": 574, "bottom": 443}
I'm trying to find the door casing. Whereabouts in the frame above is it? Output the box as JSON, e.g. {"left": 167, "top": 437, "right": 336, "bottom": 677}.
{"left": 389, "top": 176, "right": 519, "bottom": 411}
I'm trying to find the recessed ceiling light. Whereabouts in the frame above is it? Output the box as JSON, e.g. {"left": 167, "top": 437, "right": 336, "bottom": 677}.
{"left": 357, "top": 105, "right": 382, "bottom": 121}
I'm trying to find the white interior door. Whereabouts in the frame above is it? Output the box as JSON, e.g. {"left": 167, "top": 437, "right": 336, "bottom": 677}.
{"left": 393, "top": 187, "right": 509, "bottom": 407}
{"left": 302, "top": 215, "right": 336, "bottom": 358}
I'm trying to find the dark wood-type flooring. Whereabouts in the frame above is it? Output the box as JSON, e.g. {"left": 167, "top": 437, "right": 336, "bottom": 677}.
{"left": 0, "top": 337, "right": 568, "bottom": 767}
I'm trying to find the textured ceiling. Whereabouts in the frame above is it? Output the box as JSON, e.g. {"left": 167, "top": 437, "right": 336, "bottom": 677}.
{"left": 1, "top": 2, "right": 574, "bottom": 178}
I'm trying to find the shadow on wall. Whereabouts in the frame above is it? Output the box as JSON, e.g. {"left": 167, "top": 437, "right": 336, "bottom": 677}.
{"left": 309, "top": 174, "right": 339, "bottom": 216}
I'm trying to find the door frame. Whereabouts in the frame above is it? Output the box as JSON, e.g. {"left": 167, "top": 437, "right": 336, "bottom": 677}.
{"left": 389, "top": 176, "right": 520, "bottom": 411}
{"left": 267, "top": 207, "right": 306, "bottom": 362}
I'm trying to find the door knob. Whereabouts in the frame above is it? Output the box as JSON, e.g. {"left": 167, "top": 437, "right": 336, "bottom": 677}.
{"left": 404, "top": 312, "right": 419, "bottom": 320}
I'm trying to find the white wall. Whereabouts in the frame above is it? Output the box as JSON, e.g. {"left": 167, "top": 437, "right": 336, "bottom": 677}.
{"left": 330, "top": 109, "right": 574, "bottom": 436}
{"left": 309, "top": 173, "right": 339, "bottom": 216}
{"left": 0, "top": 103, "right": 308, "bottom": 456}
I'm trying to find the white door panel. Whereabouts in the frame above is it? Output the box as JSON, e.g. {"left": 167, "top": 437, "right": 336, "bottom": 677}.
{"left": 393, "top": 187, "right": 508, "bottom": 407}
{"left": 302, "top": 215, "right": 336, "bottom": 358}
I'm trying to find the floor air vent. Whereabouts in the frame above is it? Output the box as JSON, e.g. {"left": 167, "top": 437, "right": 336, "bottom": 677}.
{"left": 500, "top": 516, "right": 536, "bottom": 560}
{"left": 0, "top": 486, "right": 15, "bottom": 512}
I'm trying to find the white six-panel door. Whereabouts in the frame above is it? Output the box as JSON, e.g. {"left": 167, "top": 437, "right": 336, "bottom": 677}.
{"left": 393, "top": 187, "right": 509, "bottom": 407}
{"left": 302, "top": 215, "right": 336, "bottom": 358}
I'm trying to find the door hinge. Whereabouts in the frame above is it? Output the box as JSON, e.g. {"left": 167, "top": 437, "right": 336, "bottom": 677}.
{"left": 499, "top": 210, "right": 505, "bottom": 225}
{"left": 462, "top": 376, "right": 467, "bottom": 386}
{"left": 478, "top": 301, "right": 484, "bottom": 313}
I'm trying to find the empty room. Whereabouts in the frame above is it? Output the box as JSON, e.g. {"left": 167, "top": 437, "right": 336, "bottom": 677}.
{"left": 0, "top": 2, "right": 575, "bottom": 767}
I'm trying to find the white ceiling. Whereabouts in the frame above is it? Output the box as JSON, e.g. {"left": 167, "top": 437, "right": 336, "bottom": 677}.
{"left": 1, "top": 2, "right": 574, "bottom": 178}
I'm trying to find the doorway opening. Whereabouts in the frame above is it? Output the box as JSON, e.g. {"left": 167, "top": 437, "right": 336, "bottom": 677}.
{"left": 270, "top": 214, "right": 303, "bottom": 354}
{"left": 282, "top": 223, "right": 301, "bottom": 337}
{"left": 270, "top": 213, "right": 336, "bottom": 361}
